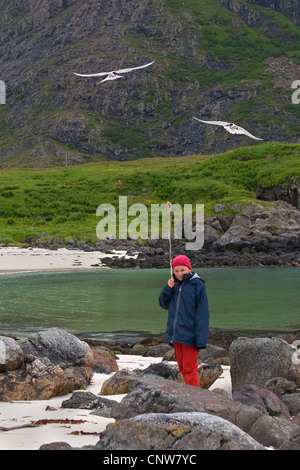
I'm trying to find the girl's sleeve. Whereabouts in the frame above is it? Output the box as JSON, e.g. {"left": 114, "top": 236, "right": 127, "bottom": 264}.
{"left": 159, "top": 285, "right": 173, "bottom": 310}
{"left": 195, "top": 282, "right": 209, "bottom": 349}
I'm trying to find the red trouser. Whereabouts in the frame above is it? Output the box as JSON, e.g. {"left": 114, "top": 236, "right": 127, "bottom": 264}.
{"left": 174, "top": 342, "right": 200, "bottom": 387}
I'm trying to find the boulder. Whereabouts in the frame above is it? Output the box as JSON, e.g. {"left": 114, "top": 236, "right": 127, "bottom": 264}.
{"left": 110, "top": 377, "right": 298, "bottom": 449}
{"left": 0, "top": 336, "right": 24, "bottom": 372}
{"left": 111, "top": 376, "right": 261, "bottom": 433}
{"left": 264, "top": 376, "right": 298, "bottom": 395}
{"left": 142, "top": 343, "right": 173, "bottom": 357}
{"left": 281, "top": 393, "right": 300, "bottom": 416}
{"left": 0, "top": 356, "right": 69, "bottom": 400}
{"left": 233, "top": 384, "right": 290, "bottom": 419}
{"left": 249, "top": 414, "right": 299, "bottom": 449}
{"left": 292, "top": 412, "right": 300, "bottom": 425}
{"left": 100, "top": 368, "right": 137, "bottom": 395}
{"left": 100, "top": 362, "right": 179, "bottom": 395}
{"left": 198, "top": 363, "right": 223, "bottom": 388}
{"left": 198, "top": 343, "right": 228, "bottom": 362}
{"left": 0, "top": 328, "right": 94, "bottom": 401}
{"left": 279, "top": 429, "right": 300, "bottom": 450}
{"left": 212, "top": 201, "right": 300, "bottom": 252}
{"left": 229, "top": 337, "right": 300, "bottom": 392}
{"left": 94, "top": 412, "right": 265, "bottom": 450}
{"left": 100, "top": 361, "right": 222, "bottom": 395}
{"left": 90, "top": 347, "right": 119, "bottom": 373}
{"left": 19, "top": 328, "right": 93, "bottom": 368}
{"left": 61, "top": 390, "right": 118, "bottom": 417}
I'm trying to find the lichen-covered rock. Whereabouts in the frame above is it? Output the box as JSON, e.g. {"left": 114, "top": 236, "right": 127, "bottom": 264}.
{"left": 94, "top": 412, "right": 265, "bottom": 450}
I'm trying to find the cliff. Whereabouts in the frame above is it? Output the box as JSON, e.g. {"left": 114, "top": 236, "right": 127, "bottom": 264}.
{"left": 0, "top": 0, "right": 300, "bottom": 167}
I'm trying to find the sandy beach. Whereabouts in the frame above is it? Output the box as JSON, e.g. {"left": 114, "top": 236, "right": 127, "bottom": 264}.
{"left": 0, "top": 246, "right": 132, "bottom": 273}
{"left": 0, "top": 354, "right": 231, "bottom": 451}
{"left": 0, "top": 246, "right": 231, "bottom": 450}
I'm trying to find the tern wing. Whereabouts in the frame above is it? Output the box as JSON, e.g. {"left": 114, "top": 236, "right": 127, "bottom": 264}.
{"left": 225, "top": 124, "right": 263, "bottom": 140}
{"left": 193, "top": 117, "right": 230, "bottom": 127}
{"left": 115, "top": 61, "right": 155, "bottom": 74}
{"left": 73, "top": 71, "right": 109, "bottom": 77}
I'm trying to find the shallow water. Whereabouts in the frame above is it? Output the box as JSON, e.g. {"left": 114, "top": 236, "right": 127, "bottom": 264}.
{"left": 0, "top": 267, "right": 299, "bottom": 338}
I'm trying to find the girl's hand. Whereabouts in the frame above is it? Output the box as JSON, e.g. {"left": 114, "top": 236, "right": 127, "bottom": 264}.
{"left": 167, "top": 278, "right": 174, "bottom": 288}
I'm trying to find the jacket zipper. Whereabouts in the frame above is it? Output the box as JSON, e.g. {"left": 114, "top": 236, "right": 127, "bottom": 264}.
{"left": 172, "top": 284, "right": 183, "bottom": 343}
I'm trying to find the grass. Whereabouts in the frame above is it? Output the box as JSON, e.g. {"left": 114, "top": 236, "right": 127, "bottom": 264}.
{"left": 0, "top": 142, "right": 299, "bottom": 244}
{"left": 166, "top": 0, "right": 300, "bottom": 85}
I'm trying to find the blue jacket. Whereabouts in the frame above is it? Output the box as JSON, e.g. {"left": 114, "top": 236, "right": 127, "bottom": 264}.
{"left": 159, "top": 272, "right": 209, "bottom": 350}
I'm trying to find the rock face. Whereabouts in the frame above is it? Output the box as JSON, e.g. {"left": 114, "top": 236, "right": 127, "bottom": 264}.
{"left": 233, "top": 384, "right": 290, "bottom": 419}
{"left": 0, "top": 328, "right": 94, "bottom": 400}
{"left": 0, "top": 336, "right": 24, "bottom": 372}
{"left": 111, "top": 377, "right": 257, "bottom": 426}
{"left": 211, "top": 201, "right": 300, "bottom": 252}
{"left": 229, "top": 337, "right": 300, "bottom": 392}
{"left": 100, "top": 361, "right": 222, "bottom": 395}
{"left": 19, "top": 328, "right": 93, "bottom": 367}
{"left": 99, "top": 201, "right": 300, "bottom": 269}
{"left": 95, "top": 412, "right": 265, "bottom": 450}
{"left": 0, "top": 1, "right": 300, "bottom": 166}
{"left": 97, "top": 376, "right": 299, "bottom": 449}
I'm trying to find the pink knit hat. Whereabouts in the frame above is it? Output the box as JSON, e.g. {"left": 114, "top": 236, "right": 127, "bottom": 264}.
{"left": 172, "top": 255, "right": 192, "bottom": 270}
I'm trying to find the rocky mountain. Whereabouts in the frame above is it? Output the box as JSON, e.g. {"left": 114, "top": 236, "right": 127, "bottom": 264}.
{"left": 0, "top": 0, "right": 300, "bottom": 167}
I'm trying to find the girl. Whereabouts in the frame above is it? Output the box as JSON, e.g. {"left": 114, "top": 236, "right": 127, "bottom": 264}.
{"left": 159, "top": 255, "right": 209, "bottom": 387}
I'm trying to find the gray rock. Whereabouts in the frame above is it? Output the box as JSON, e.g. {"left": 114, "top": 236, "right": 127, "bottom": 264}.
{"left": 95, "top": 412, "right": 265, "bottom": 450}
{"left": 62, "top": 390, "right": 118, "bottom": 417}
{"left": 249, "top": 414, "right": 299, "bottom": 449}
{"left": 111, "top": 376, "right": 258, "bottom": 431}
{"left": 233, "top": 384, "right": 290, "bottom": 419}
{"left": 0, "top": 329, "right": 94, "bottom": 401}
{"left": 229, "top": 337, "right": 300, "bottom": 392}
{"left": 281, "top": 393, "right": 300, "bottom": 416}
{"left": 19, "top": 328, "right": 93, "bottom": 368}
{"left": 0, "top": 336, "right": 24, "bottom": 372}
{"left": 264, "top": 376, "right": 298, "bottom": 395}
{"left": 279, "top": 428, "right": 300, "bottom": 450}
{"left": 198, "top": 343, "right": 228, "bottom": 362}
{"left": 100, "top": 361, "right": 222, "bottom": 395}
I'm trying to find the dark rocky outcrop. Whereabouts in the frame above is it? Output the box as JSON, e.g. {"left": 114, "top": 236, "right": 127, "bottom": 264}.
{"left": 89, "top": 201, "right": 300, "bottom": 268}
{"left": 0, "top": 328, "right": 94, "bottom": 400}
{"left": 0, "top": 1, "right": 300, "bottom": 166}
{"left": 229, "top": 336, "right": 300, "bottom": 392}
{"left": 103, "top": 376, "right": 299, "bottom": 449}
{"left": 95, "top": 411, "right": 266, "bottom": 450}
{"left": 232, "top": 384, "right": 291, "bottom": 419}
{"left": 99, "top": 361, "right": 222, "bottom": 396}
{"left": 2, "top": 327, "right": 299, "bottom": 450}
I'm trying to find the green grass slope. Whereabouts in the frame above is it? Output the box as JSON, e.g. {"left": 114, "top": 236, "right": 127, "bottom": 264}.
{"left": 0, "top": 142, "right": 299, "bottom": 245}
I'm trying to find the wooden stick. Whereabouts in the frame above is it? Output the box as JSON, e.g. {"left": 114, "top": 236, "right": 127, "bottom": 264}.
{"left": 167, "top": 201, "right": 173, "bottom": 278}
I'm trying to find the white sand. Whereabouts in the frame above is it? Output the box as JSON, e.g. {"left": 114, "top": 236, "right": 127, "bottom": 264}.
{"left": 0, "top": 246, "right": 133, "bottom": 273}
{"left": 0, "top": 355, "right": 231, "bottom": 450}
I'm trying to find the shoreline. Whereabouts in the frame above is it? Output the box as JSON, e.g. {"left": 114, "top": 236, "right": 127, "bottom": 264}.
{"left": 0, "top": 246, "right": 134, "bottom": 274}
{"left": 1, "top": 245, "right": 299, "bottom": 275}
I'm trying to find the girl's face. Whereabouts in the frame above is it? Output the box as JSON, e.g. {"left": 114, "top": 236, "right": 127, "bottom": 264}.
{"left": 173, "top": 265, "right": 191, "bottom": 281}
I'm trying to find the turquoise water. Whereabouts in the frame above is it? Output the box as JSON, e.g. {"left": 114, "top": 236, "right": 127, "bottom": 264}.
{"left": 0, "top": 267, "right": 299, "bottom": 338}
